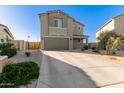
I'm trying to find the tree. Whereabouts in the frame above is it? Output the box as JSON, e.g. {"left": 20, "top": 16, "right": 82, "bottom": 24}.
{"left": 97, "top": 31, "right": 124, "bottom": 54}
{"left": 111, "top": 36, "right": 124, "bottom": 50}
{"left": 106, "top": 36, "right": 116, "bottom": 54}
{"left": 97, "top": 31, "right": 117, "bottom": 49}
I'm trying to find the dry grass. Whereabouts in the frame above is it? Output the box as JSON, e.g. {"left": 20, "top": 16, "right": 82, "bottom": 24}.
{"left": 102, "top": 55, "right": 120, "bottom": 61}
{"left": 108, "top": 57, "right": 118, "bottom": 60}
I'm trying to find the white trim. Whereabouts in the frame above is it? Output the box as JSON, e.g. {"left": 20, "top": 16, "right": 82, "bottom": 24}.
{"left": 54, "top": 19, "right": 62, "bottom": 28}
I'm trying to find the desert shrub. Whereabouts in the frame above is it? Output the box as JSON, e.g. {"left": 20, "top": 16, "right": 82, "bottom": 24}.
{"left": 90, "top": 44, "right": 97, "bottom": 50}
{"left": 91, "top": 47, "right": 96, "bottom": 50}
{"left": 81, "top": 47, "right": 85, "bottom": 51}
{"left": 92, "top": 50, "right": 100, "bottom": 53}
{"left": 25, "top": 52, "right": 31, "bottom": 57}
{"left": 80, "top": 45, "right": 84, "bottom": 51}
{"left": 0, "top": 43, "right": 17, "bottom": 58}
{"left": 0, "top": 61, "right": 39, "bottom": 88}
{"left": 81, "top": 45, "right": 88, "bottom": 51}
{"left": 83, "top": 45, "right": 88, "bottom": 50}
{"left": 112, "top": 51, "right": 116, "bottom": 54}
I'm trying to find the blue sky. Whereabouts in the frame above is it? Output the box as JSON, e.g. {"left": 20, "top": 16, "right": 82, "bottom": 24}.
{"left": 0, "top": 5, "right": 124, "bottom": 42}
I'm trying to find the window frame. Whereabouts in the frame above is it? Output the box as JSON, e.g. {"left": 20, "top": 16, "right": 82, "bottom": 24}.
{"left": 78, "top": 26, "right": 81, "bottom": 31}
{"left": 54, "top": 18, "right": 63, "bottom": 28}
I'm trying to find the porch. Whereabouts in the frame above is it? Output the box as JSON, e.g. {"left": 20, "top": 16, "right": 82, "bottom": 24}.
{"left": 73, "top": 35, "right": 89, "bottom": 49}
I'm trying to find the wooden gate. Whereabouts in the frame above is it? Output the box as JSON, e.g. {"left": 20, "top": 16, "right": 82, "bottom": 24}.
{"left": 27, "top": 42, "right": 40, "bottom": 50}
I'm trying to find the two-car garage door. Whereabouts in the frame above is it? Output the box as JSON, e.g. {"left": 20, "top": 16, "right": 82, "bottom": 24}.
{"left": 44, "top": 37, "right": 69, "bottom": 50}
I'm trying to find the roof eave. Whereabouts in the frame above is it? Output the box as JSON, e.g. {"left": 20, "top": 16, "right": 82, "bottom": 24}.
{"left": 96, "top": 18, "right": 113, "bottom": 33}
{"left": 38, "top": 10, "right": 85, "bottom": 27}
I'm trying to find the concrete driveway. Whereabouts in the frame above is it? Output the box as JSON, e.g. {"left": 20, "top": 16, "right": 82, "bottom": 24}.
{"left": 37, "top": 50, "right": 124, "bottom": 88}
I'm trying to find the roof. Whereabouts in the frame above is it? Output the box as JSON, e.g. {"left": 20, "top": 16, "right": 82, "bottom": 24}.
{"left": 96, "top": 19, "right": 113, "bottom": 33}
{"left": 96, "top": 13, "right": 124, "bottom": 33}
{"left": 113, "top": 13, "right": 124, "bottom": 19}
{"left": 0, "top": 24, "right": 14, "bottom": 39}
{"left": 38, "top": 10, "right": 85, "bottom": 26}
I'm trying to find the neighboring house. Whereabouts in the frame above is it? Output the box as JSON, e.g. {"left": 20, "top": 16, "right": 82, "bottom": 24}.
{"left": 96, "top": 13, "right": 124, "bottom": 42}
{"left": 0, "top": 24, "right": 14, "bottom": 43}
{"left": 0, "top": 24, "right": 26, "bottom": 50}
{"left": 39, "top": 10, "right": 88, "bottom": 50}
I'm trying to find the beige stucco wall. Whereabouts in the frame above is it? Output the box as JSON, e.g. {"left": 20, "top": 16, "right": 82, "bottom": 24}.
{"left": 11, "top": 40, "right": 26, "bottom": 50}
{"left": 114, "top": 15, "right": 124, "bottom": 34}
{"left": 49, "top": 27, "right": 67, "bottom": 36}
{"left": 11, "top": 40, "right": 20, "bottom": 50}
{"left": 40, "top": 14, "right": 48, "bottom": 37}
{"left": 73, "top": 38, "right": 81, "bottom": 49}
{"left": 49, "top": 12, "right": 68, "bottom": 28}
{"left": 73, "top": 22, "right": 83, "bottom": 35}
{"left": 40, "top": 14, "right": 48, "bottom": 49}
{"left": 96, "top": 20, "right": 115, "bottom": 42}
{"left": 48, "top": 12, "right": 83, "bottom": 37}
{"left": 40, "top": 12, "right": 84, "bottom": 37}
{"left": 101, "top": 20, "right": 114, "bottom": 32}
{"left": 0, "top": 25, "right": 13, "bottom": 43}
{"left": 67, "top": 18, "right": 74, "bottom": 37}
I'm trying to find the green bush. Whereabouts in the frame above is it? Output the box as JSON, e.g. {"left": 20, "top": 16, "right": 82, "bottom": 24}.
{"left": 0, "top": 43, "right": 17, "bottom": 58}
{"left": 0, "top": 48, "right": 17, "bottom": 58}
{"left": 0, "top": 61, "right": 39, "bottom": 88}
{"left": 0, "top": 43, "right": 13, "bottom": 50}
{"left": 25, "top": 52, "right": 31, "bottom": 57}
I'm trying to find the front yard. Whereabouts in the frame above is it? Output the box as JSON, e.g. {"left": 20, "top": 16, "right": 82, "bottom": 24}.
{"left": 1, "top": 48, "right": 124, "bottom": 88}
{"left": 0, "top": 50, "right": 42, "bottom": 88}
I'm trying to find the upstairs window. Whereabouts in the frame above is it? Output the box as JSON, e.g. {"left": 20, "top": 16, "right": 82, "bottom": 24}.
{"left": 54, "top": 19, "right": 63, "bottom": 28}
{"left": 78, "top": 27, "right": 81, "bottom": 31}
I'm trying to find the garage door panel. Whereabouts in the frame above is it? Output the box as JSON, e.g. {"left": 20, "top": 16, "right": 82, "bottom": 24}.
{"left": 44, "top": 37, "right": 69, "bottom": 50}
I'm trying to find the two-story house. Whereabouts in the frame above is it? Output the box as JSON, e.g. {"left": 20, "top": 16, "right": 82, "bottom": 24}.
{"left": 0, "top": 24, "right": 14, "bottom": 43}
{"left": 39, "top": 10, "right": 88, "bottom": 50}
{"left": 96, "top": 14, "right": 124, "bottom": 42}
